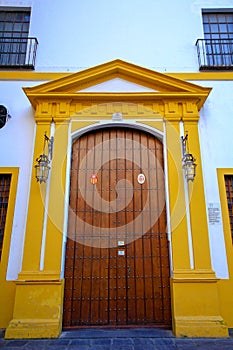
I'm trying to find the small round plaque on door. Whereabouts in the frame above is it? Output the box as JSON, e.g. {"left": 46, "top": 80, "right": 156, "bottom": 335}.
{"left": 137, "top": 173, "right": 145, "bottom": 185}
{"left": 90, "top": 174, "right": 98, "bottom": 184}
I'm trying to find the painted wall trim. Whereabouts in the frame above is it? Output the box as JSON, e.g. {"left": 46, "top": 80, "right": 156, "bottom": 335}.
{"left": 0, "top": 167, "right": 19, "bottom": 266}
{"left": 1, "top": 71, "right": 233, "bottom": 81}
{"left": 217, "top": 168, "right": 233, "bottom": 276}
{"left": 0, "top": 167, "right": 19, "bottom": 327}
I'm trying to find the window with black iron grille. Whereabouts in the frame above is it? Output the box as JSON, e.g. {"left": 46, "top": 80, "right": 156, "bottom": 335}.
{"left": 224, "top": 175, "right": 233, "bottom": 243}
{"left": 196, "top": 10, "right": 233, "bottom": 70}
{"left": 0, "top": 174, "right": 11, "bottom": 260}
{"left": 0, "top": 9, "right": 38, "bottom": 69}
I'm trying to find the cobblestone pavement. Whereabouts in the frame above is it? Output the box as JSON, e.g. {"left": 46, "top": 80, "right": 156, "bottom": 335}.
{"left": 1, "top": 328, "right": 233, "bottom": 350}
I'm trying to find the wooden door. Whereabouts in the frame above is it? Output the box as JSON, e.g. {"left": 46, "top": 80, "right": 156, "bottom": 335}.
{"left": 63, "top": 128, "right": 171, "bottom": 327}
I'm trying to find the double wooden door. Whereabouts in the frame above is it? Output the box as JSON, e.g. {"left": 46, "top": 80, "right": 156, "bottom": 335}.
{"left": 63, "top": 128, "right": 171, "bottom": 327}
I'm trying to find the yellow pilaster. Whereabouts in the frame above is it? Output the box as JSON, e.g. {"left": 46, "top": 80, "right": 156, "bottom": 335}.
{"left": 165, "top": 119, "right": 191, "bottom": 271}
{"left": 169, "top": 110, "right": 228, "bottom": 337}
{"left": 184, "top": 121, "right": 212, "bottom": 271}
{"left": 20, "top": 123, "right": 49, "bottom": 273}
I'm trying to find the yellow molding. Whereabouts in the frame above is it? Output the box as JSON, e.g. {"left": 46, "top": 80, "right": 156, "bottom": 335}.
{"left": 16, "top": 280, "right": 62, "bottom": 285}
{"left": 1, "top": 71, "right": 233, "bottom": 82}
{"left": 22, "top": 60, "right": 211, "bottom": 95}
{"left": 26, "top": 92, "right": 209, "bottom": 98}
{"left": 173, "top": 316, "right": 228, "bottom": 337}
{"left": 0, "top": 72, "right": 69, "bottom": 81}
{"left": 18, "top": 271, "right": 61, "bottom": 281}
{"left": 25, "top": 60, "right": 209, "bottom": 93}
{"left": 173, "top": 269, "right": 217, "bottom": 282}
{"left": 26, "top": 92, "right": 209, "bottom": 111}
{"left": 168, "top": 72, "right": 233, "bottom": 81}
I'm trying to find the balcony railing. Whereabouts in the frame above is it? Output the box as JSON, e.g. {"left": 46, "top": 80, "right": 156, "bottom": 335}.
{"left": 0, "top": 37, "right": 38, "bottom": 69}
{"left": 196, "top": 39, "right": 233, "bottom": 70}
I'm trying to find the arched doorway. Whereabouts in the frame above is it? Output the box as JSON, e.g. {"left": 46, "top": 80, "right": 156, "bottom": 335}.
{"left": 63, "top": 127, "right": 171, "bottom": 327}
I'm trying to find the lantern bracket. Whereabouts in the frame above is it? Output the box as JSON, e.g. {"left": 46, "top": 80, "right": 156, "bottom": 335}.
{"left": 35, "top": 133, "right": 54, "bottom": 183}
{"left": 181, "top": 133, "right": 197, "bottom": 182}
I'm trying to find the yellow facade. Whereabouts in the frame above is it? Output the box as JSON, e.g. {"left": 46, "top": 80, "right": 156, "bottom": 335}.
{"left": 1, "top": 60, "right": 232, "bottom": 338}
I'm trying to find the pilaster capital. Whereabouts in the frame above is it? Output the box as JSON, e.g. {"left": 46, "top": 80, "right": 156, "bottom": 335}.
{"left": 34, "top": 99, "right": 72, "bottom": 123}
{"left": 163, "top": 99, "right": 200, "bottom": 122}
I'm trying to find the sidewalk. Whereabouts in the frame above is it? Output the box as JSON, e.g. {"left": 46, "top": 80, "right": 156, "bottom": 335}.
{"left": 0, "top": 328, "right": 233, "bottom": 350}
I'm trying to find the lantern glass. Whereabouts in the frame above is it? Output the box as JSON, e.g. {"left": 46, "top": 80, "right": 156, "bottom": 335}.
{"left": 35, "top": 154, "right": 50, "bottom": 183}
{"left": 183, "top": 153, "right": 197, "bottom": 182}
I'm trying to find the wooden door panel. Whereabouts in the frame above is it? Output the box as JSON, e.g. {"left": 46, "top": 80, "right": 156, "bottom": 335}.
{"left": 63, "top": 128, "right": 171, "bottom": 327}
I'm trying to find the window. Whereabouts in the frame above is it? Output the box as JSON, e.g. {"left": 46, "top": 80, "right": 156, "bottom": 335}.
{"left": 0, "top": 8, "right": 38, "bottom": 69}
{"left": 203, "top": 11, "right": 233, "bottom": 66}
{"left": 224, "top": 175, "right": 233, "bottom": 243}
{"left": 0, "top": 174, "right": 11, "bottom": 260}
{"left": 196, "top": 10, "right": 233, "bottom": 69}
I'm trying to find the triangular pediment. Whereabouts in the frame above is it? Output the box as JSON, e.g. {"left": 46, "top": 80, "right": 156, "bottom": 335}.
{"left": 24, "top": 59, "right": 211, "bottom": 109}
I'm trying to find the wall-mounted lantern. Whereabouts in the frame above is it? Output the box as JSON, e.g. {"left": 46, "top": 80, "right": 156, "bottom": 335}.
{"left": 35, "top": 133, "right": 54, "bottom": 183}
{"left": 181, "top": 133, "right": 197, "bottom": 182}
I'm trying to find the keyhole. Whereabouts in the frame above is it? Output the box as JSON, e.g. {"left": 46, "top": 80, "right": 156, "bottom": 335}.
{"left": 128, "top": 267, "right": 131, "bottom": 274}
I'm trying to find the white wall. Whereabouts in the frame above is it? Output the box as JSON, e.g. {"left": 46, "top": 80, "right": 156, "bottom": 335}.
{"left": 0, "top": 0, "right": 232, "bottom": 71}
{"left": 0, "top": 80, "right": 45, "bottom": 280}
{"left": 0, "top": 0, "right": 232, "bottom": 72}
{"left": 198, "top": 80, "right": 233, "bottom": 278}
{"left": 17, "top": 0, "right": 233, "bottom": 72}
